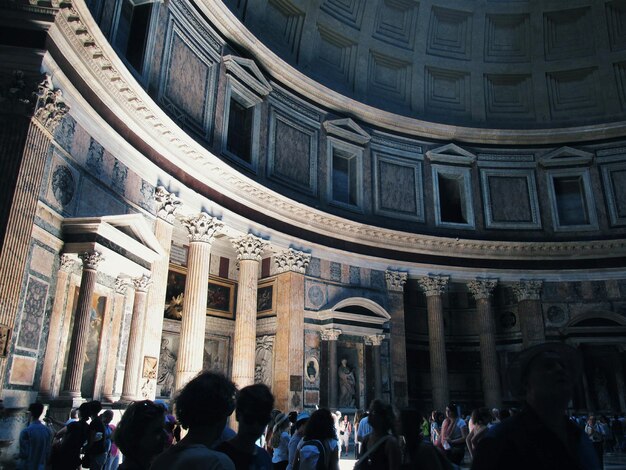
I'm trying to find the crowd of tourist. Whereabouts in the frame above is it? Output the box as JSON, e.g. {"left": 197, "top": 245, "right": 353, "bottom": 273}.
{"left": 15, "top": 342, "right": 626, "bottom": 470}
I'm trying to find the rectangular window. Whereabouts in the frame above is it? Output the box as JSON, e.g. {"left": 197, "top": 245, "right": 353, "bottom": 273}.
{"left": 553, "top": 175, "right": 589, "bottom": 226}
{"left": 438, "top": 173, "right": 467, "bottom": 224}
{"left": 226, "top": 97, "right": 254, "bottom": 164}
{"left": 114, "top": 0, "right": 153, "bottom": 73}
{"left": 332, "top": 150, "right": 357, "bottom": 206}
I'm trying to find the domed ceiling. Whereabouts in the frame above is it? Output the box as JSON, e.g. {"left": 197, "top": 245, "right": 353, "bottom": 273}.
{"left": 214, "top": 0, "right": 626, "bottom": 130}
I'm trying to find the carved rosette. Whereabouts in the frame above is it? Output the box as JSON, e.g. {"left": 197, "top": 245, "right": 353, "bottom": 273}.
{"left": 365, "top": 334, "right": 385, "bottom": 346}
{"left": 59, "top": 254, "right": 77, "bottom": 272}
{"left": 155, "top": 186, "right": 181, "bottom": 223}
{"left": 274, "top": 248, "right": 311, "bottom": 274}
{"left": 232, "top": 234, "right": 268, "bottom": 262}
{"left": 115, "top": 277, "right": 129, "bottom": 295}
{"left": 512, "top": 280, "right": 543, "bottom": 302}
{"left": 386, "top": 270, "right": 408, "bottom": 292}
{"left": 78, "top": 251, "right": 104, "bottom": 271}
{"left": 132, "top": 274, "right": 152, "bottom": 293}
{"left": 468, "top": 279, "right": 498, "bottom": 300}
{"left": 320, "top": 328, "right": 342, "bottom": 341}
{"left": 34, "top": 75, "right": 69, "bottom": 133}
{"left": 417, "top": 275, "right": 449, "bottom": 297}
{"left": 182, "top": 213, "right": 222, "bottom": 243}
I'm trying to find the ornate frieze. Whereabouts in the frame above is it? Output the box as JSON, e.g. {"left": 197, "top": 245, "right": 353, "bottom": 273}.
{"left": 513, "top": 280, "right": 543, "bottom": 302}
{"left": 274, "top": 248, "right": 311, "bottom": 274}
{"left": 132, "top": 274, "right": 152, "bottom": 293}
{"left": 365, "top": 334, "right": 385, "bottom": 346}
{"left": 78, "top": 251, "right": 104, "bottom": 271}
{"left": 232, "top": 234, "right": 268, "bottom": 262}
{"left": 155, "top": 186, "right": 181, "bottom": 223}
{"left": 34, "top": 75, "right": 69, "bottom": 132}
{"left": 386, "top": 270, "right": 408, "bottom": 292}
{"left": 182, "top": 213, "right": 222, "bottom": 243}
{"left": 320, "top": 328, "right": 342, "bottom": 341}
{"left": 467, "top": 279, "right": 498, "bottom": 300}
{"left": 417, "top": 275, "right": 449, "bottom": 297}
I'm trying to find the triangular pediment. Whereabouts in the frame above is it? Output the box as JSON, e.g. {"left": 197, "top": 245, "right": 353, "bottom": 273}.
{"left": 223, "top": 55, "right": 272, "bottom": 97}
{"left": 323, "top": 118, "right": 371, "bottom": 145}
{"left": 426, "top": 143, "right": 476, "bottom": 165}
{"left": 539, "top": 146, "right": 594, "bottom": 167}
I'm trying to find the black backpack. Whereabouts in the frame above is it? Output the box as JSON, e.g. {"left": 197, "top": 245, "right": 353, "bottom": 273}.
{"left": 294, "top": 439, "right": 330, "bottom": 470}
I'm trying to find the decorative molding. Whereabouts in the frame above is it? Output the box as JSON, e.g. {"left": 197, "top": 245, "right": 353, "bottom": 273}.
{"left": 223, "top": 55, "right": 272, "bottom": 98}
{"left": 34, "top": 74, "right": 69, "bottom": 133}
{"left": 132, "top": 274, "right": 152, "bottom": 293}
{"left": 467, "top": 278, "right": 498, "bottom": 300}
{"left": 417, "top": 275, "right": 449, "bottom": 297}
{"left": 323, "top": 118, "right": 371, "bottom": 145}
{"left": 539, "top": 146, "right": 594, "bottom": 168}
{"left": 78, "top": 251, "right": 104, "bottom": 271}
{"left": 512, "top": 280, "right": 543, "bottom": 302}
{"left": 320, "top": 328, "right": 342, "bottom": 341}
{"left": 232, "top": 234, "right": 268, "bottom": 261}
{"left": 182, "top": 213, "right": 223, "bottom": 243}
{"left": 155, "top": 186, "right": 181, "bottom": 223}
{"left": 274, "top": 248, "right": 311, "bottom": 274}
{"left": 364, "top": 334, "right": 385, "bottom": 346}
{"left": 385, "top": 270, "right": 407, "bottom": 292}
{"left": 427, "top": 143, "right": 476, "bottom": 165}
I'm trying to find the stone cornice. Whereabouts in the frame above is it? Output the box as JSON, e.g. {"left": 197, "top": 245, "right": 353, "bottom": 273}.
{"left": 44, "top": 3, "right": 626, "bottom": 268}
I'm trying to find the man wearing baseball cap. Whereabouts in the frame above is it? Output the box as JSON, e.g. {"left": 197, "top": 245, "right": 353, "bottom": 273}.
{"left": 472, "top": 342, "right": 600, "bottom": 470}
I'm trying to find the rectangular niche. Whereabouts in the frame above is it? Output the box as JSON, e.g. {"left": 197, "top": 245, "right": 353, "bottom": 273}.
{"left": 480, "top": 168, "right": 541, "bottom": 229}
{"left": 547, "top": 168, "right": 598, "bottom": 231}
{"left": 601, "top": 161, "right": 626, "bottom": 226}
{"left": 432, "top": 165, "right": 475, "bottom": 229}
{"left": 327, "top": 137, "right": 363, "bottom": 212}
{"left": 373, "top": 151, "right": 424, "bottom": 221}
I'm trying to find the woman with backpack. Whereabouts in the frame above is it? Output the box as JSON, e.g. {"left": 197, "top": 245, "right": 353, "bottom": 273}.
{"left": 354, "top": 400, "right": 401, "bottom": 470}
{"left": 294, "top": 409, "right": 339, "bottom": 470}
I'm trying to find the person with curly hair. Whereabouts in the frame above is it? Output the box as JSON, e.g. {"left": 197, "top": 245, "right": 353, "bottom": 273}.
{"left": 294, "top": 409, "right": 339, "bottom": 470}
{"left": 150, "top": 371, "right": 236, "bottom": 469}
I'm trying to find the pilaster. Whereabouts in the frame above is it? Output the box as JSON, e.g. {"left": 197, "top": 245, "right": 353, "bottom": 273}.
{"left": 321, "top": 328, "right": 342, "bottom": 408}
{"left": 513, "top": 280, "right": 545, "bottom": 347}
{"left": 386, "top": 270, "right": 408, "bottom": 407}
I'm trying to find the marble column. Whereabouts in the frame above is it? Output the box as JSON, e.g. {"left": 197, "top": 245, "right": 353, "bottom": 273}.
{"left": 468, "top": 279, "right": 502, "bottom": 409}
{"left": 61, "top": 251, "right": 104, "bottom": 398}
{"left": 102, "top": 278, "right": 129, "bottom": 402}
{"left": 174, "top": 213, "right": 222, "bottom": 391}
{"left": 365, "top": 334, "right": 385, "bottom": 400}
{"left": 512, "top": 280, "right": 545, "bottom": 348}
{"left": 386, "top": 270, "right": 408, "bottom": 408}
{"left": 120, "top": 275, "right": 152, "bottom": 402}
{"left": 39, "top": 255, "right": 76, "bottom": 399}
{"left": 321, "top": 328, "right": 342, "bottom": 409}
{"left": 273, "top": 248, "right": 311, "bottom": 412}
{"left": 231, "top": 234, "right": 268, "bottom": 389}
{"left": 141, "top": 187, "right": 180, "bottom": 399}
{"left": 418, "top": 275, "right": 450, "bottom": 412}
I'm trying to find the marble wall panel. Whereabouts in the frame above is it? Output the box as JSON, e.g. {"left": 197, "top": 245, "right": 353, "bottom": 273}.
{"left": 16, "top": 276, "right": 49, "bottom": 352}
{"left": 8, "top": 355, "right": 37, "bottom": 386}
{"left": 305, "top": 281, "right": 326, "bottom": 310}
{"left": 76, "top": 180, "right": 126, "bottom": 216}
{"left": 44, "top": 153, "right": 80, "bottom": 215}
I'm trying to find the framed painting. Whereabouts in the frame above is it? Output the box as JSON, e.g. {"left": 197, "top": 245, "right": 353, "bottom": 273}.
{"left": 257, "top": 279, "right": 276, "bottom": 317}
{"left": 164, "top": 264, "right": 187, "bottom": 320}
{"left": 206, "top": 277, "right": 235, "bottom": 318}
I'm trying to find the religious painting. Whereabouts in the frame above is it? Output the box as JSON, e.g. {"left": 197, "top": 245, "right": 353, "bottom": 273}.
{"left": 164, "top": 265, "right": 186, "bottom": 320}
{"left": 257, "top": 280, "right": 275, "bottom": 318}
{"left": 206, "top": 278, "right": 235, "bottom": 318}
{"left": 142, "top": 356, "right": 158, "bottom": 379}
{"left": 203, "top": 336, "right": 229, "bottom": 374}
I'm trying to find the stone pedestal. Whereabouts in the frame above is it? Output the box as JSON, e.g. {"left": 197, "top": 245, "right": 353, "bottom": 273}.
{"left": 513, "top": 280, "right": 545, "bottom": 348}
{"left": 418, "top": 275, "right": 449, "bottom": 412}
{"left": 386, "top": 270, "right": 408, "bottom": 408}
{"left": 102, "top": 279, "right": 129, "bottom": 402}
{"left": 366, "top": 334, "right": 385, "bottom": 400}
{"left": 174, "top": 213, "right": 222, "bottom": 391}
{"left": 321, "top": 328, "right": 341, "bottom": 409}
{"left": 120, "top": 275, "right": 151, "bottom": 403}
{"left": 468, "top": 279, "right": 502, "bottom": 409}
{"left": 61, "top": 252, "right": 104, "bottom": 398}
{"left": 231, "top": 234, "right": 267, "bottom": 389}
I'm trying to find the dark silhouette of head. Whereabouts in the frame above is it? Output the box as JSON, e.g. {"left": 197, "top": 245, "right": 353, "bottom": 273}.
{"left": 28, "top": 402, "right": 44, "bottom": 420}
{"left": 368, "top": 399, "right": 396, "bottom": 435}
{"left": 303, "top": 408, "right": 336, "bottom": 441}
{"left": 114, "top": 400, "right": 166, "bottom": 467}
{"left": 236, "top": 383, "right": 274, "bottom": 440}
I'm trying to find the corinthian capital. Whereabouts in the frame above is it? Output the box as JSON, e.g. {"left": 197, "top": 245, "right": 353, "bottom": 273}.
{"left": 34, "top": 75, "right": 69, "bottom": 133}
{"left": 467, "top": 279, "right": 498, "bottom": 300}
{"left": 59, "top": 254, "right": 77, "bottom": 272}
{"left": 232, "top": 234, "right": 268, "bottom": 262}
{"left": 320, "top": 328, "right": 342, "bottom": 341}
{"left": 365, "top": 334, "right": 385, "bottom": 346}
{"left": 115, "top": 277, "right": 129, "bottom": 295}
{"left": 132, "top": 274, "right": 152, "bottom": 293}
{"left": 512, "top": 280, "right": 543, "bottom": 302}
{"left": 182, "top": 213, "right": 222, "bottom": 243}
{"left": 274, "top": 248, "right": 311, "bottom": 274}
{"left": 418, "top": 275, "right": 449, "bottom": 297}
{"left": 155, "top": 186, "right": 181, "bottom": 223}
{"left": 79, "top": 251, "right": 104, "bottom": 271}
{"left": 386, "top": 270, "right": 408, "bottom": 292}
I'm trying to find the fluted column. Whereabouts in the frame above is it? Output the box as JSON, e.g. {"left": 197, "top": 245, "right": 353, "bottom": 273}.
{"left": 386, "top": 270, "right": 408, "bottom": 407}
{"left": 513, "top": 280, "right": 545, "bottom": 348}
{"left": 231, "top": 234, "right": 268, "bottom": 389}
{"left": 468, "top": 279, "right": 502, "bottom": 409}
{"left": 174, "top": 213, "right": 222, "bottom": 391}
{"left": 61, "top": 251, "right": 104, "bottom": 398}
{"left": 365, "top": 334, "right": 385, "bottom": 400}
{"left": 273, "top": 249, "right": 311, "bottom": 411}
{"left": 103, "top": 278, "right": 129, "bottom": 401}
{"left": 321, "top": 328, "right": 342, "bottom": 408}
{"left": 418, "top": 275, "right": 449, "bottom": 411}
{"left": 141, "top": 187, "right": 180, "bottom": 399}
{"left": 39, "top": 255, "right": 77, "bottom": 399}
{"left": 120, "top": 275, "right": 152, "bottom": 402}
